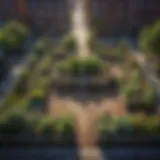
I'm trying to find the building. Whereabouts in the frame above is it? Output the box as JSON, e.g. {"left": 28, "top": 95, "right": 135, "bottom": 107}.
{"left": 0, "top": 0, "right": 160, "bottom": 36}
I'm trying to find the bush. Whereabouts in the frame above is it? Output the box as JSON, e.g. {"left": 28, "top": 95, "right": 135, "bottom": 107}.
{"left": 98, "top": 115, "right": 160, "bottom": 137}
{"left": 0, "top": 109, "right": 30, "bottom": 135}
{"left": 0, "top": 21, "right": 29, "bottom": 52}
{"left": 35, "top": 115, "right": 74, "bottom": 137}
{"left": 98, "top": 116, "right": 119, "bottom": 138}
{"left": 14, "top": 70, "right": 30, "bottom": 95}
{"left": 98, "top": 116, "right": 133, "bottom": 138}
{"left": 33, "top": 38, "right": 50, "bottom": 56}
{"left": 129, "top": 114, "right": 160, "bottom": 135}
{"left": 63, "top": 34, "right": 76, "bottom": 51}
{"left": 58, "top": 56, "right": 102, "bottom": 76}
{"left": 139, "top": 21, "right": 160, "bottom": 57}
{"left": 35, "top": 116, "right": 55, "bottom": 136}
{"left": 55, "top": 115, "right": 74, "bottom": 136}
{"left": 142, "top": 86, "right": 157, "bottom": 109}
{"left": 121, "top": 77, "right": 156, "bottom": 110}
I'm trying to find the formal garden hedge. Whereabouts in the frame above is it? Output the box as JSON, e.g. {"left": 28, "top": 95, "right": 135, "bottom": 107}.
{"left": 98, "top": 114, "right": 160, "bottom": 139}
{"left": 0, "top": 109, "right": 75, "bottom": 143}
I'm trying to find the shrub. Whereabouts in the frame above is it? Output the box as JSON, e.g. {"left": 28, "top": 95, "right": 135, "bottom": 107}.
{"left": 30, "top": 89, "right": 45, "bottom": 99}
{"left": 35, "top": 115, "right": 74, "bottom": 137}
{"left": 55, "top": 115, "right": 74, "bottom": 136}
{"left": 98, "top": 116, "right": 119, "bottom": 138}
{"left": 33, "top": 38, "right": 50, "bottom": 56}
{"left": 34, "top": 116, "right": 55, "bottom": 136}
{"left": 0, "top": 109, "right": 30, "bottom": 135}
{"left": 98, "top": 115, "right": 160, "bottom": 137}
{"left": 121, "top": 76, "right": 156, "bottom": 110}
{"left": 121, "top": 81, "right": 142, "bottom": 104}
{"left": 14, "top": 70, "right": 30, "bottom": 95}
{"left": 142, "top": 86, "right": 157, "bottom": 109}
{"left": 139, "top": 21, "right": 160, "bottom": 58}
{"left": 63, "top": 34, "right": 76, "bottom": 51}
{"left": 0, "top": 21, "right": 29, "bottom": 52}
{"left": 58, "top": 56, "right": 102, "bottom": 76}
{"left": 98, "top": 116, "right": 133, "bottom": 138}
{"left": 129, "top": 114, "right": 160, "bottom": 135}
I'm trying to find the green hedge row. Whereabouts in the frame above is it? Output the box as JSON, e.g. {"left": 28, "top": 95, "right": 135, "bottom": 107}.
{"left": 98, "top": 114, "right": 160, "bottom": 137}
{"left": 58, "top": 56, "right": 103, "bottom": 76}
{"left": 0, "top": 110, "right": 74, "bottom": 137}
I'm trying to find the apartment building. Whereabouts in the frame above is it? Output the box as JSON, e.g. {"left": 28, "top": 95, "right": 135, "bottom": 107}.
{"left": 0, "top": 0, "right": 160, "bottom": 36}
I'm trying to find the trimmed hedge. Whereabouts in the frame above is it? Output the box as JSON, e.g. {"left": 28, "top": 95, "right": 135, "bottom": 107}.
{"left": 98, "top": 115, "right": 160, "bottom": 137}
{"left": 58, "top": 56, "right": 102, "bottom": 76}
{"left": 0, "top": 110, "right": 74, "bottom": 139}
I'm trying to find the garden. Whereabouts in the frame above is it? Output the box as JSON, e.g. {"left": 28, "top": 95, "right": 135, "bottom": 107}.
{"left": 0, "top": 20, "right": 159, "bottom": 146}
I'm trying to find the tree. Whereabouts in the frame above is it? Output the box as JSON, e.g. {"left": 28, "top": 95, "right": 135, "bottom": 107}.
{"left": 139, "top": 21, "right": 160, "bottom": 73}
{"left": 0, "top": 21, "right": 29, "bottom": 53}
{"left": 139, "top": 21, "right": 160, "bottom": 57}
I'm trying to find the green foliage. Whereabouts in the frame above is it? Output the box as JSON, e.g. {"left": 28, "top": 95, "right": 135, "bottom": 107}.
{"left": 129, "top": 114, "right": 160, "bottom": 135}
{"left": 63, "top": 34, "right": 76, "bottom": 51}
{"left": 35, "top": 116, "right": 55, "bottom": 136}
{"left": 98, "top": 115, "right": 160, "bottom": 136}
{"left": 30, "top": 89, "right": 45, "bottom": 99}
{"left": 34, "top": 115, "right": 74, "bottom": 137}
{"left": 0, "top": 109, "right": 30, "bottom": 134}
{"left": 13, "top": 70, "right": 30, "bottom": 95}
{"left": 55, "top": 115, "right": 74, "bottom": 136}
{"left": 58, "top": 56, "right": 102, "bottom": 76}
{"left": 139, "top": 21, "right": 160, "bottom": 57}
{"left": 98, "top": 116, "right": 133, "bottom": 137}
{"left": 33, "top": 38, "right": 50, "bottom": 56}
{"left": 0, "top": 21, "right": 29, "bottom": 52}
{"left": 121, "top": 70, "right": 156, "bottom": 109}
{"left": 98, "top": 116, "right": 118, "bottom": 137}
{"left": 142, "top": 86, "right": 157, "bottom": 108}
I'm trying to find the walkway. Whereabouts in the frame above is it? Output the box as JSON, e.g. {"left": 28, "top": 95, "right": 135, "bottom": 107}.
{"left": 71, "top": 0, "right": 90, "bottom": 58}
{"left": 48, "top": 93, "right": 126, "bottom": 160}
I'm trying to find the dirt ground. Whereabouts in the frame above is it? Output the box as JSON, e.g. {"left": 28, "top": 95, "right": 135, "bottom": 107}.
{"left": 48, "top": 92, "right": 126, "bottom": 145}
{"left": 47, "top": 92, "right": 126, "bottom": 159}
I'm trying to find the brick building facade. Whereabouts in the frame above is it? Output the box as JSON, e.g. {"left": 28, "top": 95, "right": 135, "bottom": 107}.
{"left": 0, "top": 0, "right": 160, "bottom": 36}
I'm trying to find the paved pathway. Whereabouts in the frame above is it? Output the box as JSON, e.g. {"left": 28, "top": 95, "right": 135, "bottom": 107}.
{"left": 71, "top": 0, "right": 90, "bottom": 58}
